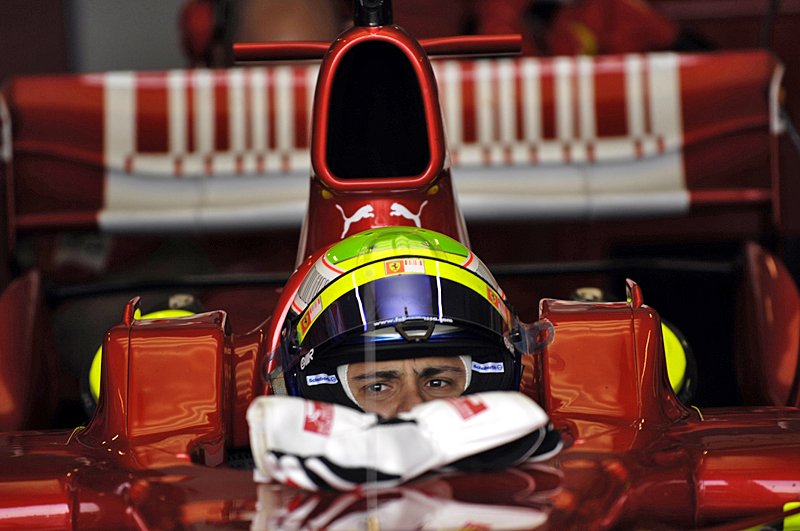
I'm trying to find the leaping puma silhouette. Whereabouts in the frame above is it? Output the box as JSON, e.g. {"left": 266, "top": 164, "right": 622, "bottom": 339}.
{"left": 335, "top": 204, "right": 375, "bottom": 238}
{"left": 389, "top": 200, "right": 428, "bottom": 228}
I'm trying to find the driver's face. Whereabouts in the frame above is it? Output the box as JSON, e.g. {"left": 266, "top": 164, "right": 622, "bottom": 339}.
{"left": 346, "top": 357, "right": 468, "bottom": 418}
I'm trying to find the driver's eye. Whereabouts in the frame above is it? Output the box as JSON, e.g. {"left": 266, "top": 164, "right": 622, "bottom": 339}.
{"left": 365, "top": 383, "right": 389, "bottom": 394}
{"left": 425, "top": 378, "right": 458, "bottom": 392}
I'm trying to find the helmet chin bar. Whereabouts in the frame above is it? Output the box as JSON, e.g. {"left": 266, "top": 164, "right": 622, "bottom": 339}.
{"left": 508, "top": 320, "right": 556, "bottom": 356}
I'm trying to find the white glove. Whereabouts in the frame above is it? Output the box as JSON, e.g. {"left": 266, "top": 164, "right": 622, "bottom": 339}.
{"left": 247, "top": 391, "right": 561, "bottom": 491}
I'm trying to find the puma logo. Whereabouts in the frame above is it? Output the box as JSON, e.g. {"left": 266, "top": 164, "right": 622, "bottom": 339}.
{"left": 389, "top": 200, "right": 428, "bottom": 228}
{"left": 335, "top": 204, "right": 375, "bottom": 238}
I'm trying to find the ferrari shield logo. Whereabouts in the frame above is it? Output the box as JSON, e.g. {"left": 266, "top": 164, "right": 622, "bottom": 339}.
{"left": 386, "top": 260, "right": 404, "bottom": 274}
{"left": 486, "top": 287, "right": 511, "bottom": 323}
{"left": 487, "top": 288, "right": 499, "bottom": 307}
{"left": 385, "top": 259, "right": 425, "bottom": 275}
{"left": 300, "top": 298, "right": 322, "bottom": 336}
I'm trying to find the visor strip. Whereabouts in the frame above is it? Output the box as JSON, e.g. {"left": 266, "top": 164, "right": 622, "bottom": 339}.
{"left": 297, "top": 258, "right": 511, "bottom": 344}
{"left": 294, "top": 247, "right": 503, "bottom": 315}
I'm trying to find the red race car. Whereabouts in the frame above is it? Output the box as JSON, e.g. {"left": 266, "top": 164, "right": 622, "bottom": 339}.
{"left": 1, "top": 0, "right": 799, "bottom": 528}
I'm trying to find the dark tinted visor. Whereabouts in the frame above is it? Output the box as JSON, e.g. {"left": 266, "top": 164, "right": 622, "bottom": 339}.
{"left": 289, "top": 272, "right": 512, "bottom": 371}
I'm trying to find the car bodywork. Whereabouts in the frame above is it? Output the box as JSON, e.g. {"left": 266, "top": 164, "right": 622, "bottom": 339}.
{"left": 0, "top": 3, "right": 799, "bottom": 529}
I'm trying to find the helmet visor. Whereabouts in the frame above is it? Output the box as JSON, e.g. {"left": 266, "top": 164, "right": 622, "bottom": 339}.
{"left": 288, "top": 259, "right": 514, "bottom": 371}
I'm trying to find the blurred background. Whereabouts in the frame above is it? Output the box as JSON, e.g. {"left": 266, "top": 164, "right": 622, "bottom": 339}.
{"left": 1, "top": 0, "right": 798, "bottom": 119}
{"left": 1, "top": 0, "right": 184, "bottom": 78}
{"left": 0, "top": 1, "right": 796, "bottom": 81}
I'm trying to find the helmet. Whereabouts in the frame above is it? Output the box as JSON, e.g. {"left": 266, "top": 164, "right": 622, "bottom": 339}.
{"left": 268, "top": 227, "right": 544, "bottom": 410}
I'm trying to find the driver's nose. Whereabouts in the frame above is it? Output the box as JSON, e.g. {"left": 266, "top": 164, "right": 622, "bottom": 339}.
{"left": 391, "top": 388, "right": 425, "bottom": 417}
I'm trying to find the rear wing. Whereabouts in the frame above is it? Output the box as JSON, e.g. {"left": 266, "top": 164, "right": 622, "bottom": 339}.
{"left": 0, "top": 50, "right": 790, "bottom": 243}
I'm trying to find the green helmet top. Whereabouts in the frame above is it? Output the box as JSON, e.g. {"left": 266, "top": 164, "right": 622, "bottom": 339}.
{"left": 291, "top": 227, "right": 502, "bottom": 315}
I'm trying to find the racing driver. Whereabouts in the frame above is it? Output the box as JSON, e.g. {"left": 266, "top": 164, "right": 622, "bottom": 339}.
{"left": 247, "top": 227, "right": 562, "bottom": 491}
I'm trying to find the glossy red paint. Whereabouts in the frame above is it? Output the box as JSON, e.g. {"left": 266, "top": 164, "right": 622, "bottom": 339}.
{"left": 541, "top": 289, "right": 693, "bottom": 452}
{"left": 1, "top": 280, "right": 799, "bottom": 528}
{"left": 294, "top": 23, "right": 471, "bottom": 259}
{"left": 0, "top": 271, "right": 56, "bottom": 432}
{"left": 233, "top": 34, "right": 522, "bottom": 62}
{"left": 299, "top": 171, "right": 469, "bottom": 262}
{"left": 738, "top": 241, "right": 800, "bottom": 406}
{"left": 233, "top": 40, "right": 331, "bottom": 61}
{"left": 84, "top": 299, "right": 231, "bottom": 466}
{"left": 534, "top": 287, "right": 800, "bottom": 526}
{"left": 310, "top": 24, "right": 447, "bottom": 193}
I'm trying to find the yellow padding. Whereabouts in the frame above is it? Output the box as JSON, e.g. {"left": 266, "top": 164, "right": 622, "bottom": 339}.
{"left": 662, "top": 322, "right": 687, "bottom": 394}
{"left": 785, "top": 501, "right": 800, "bottom": 531}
